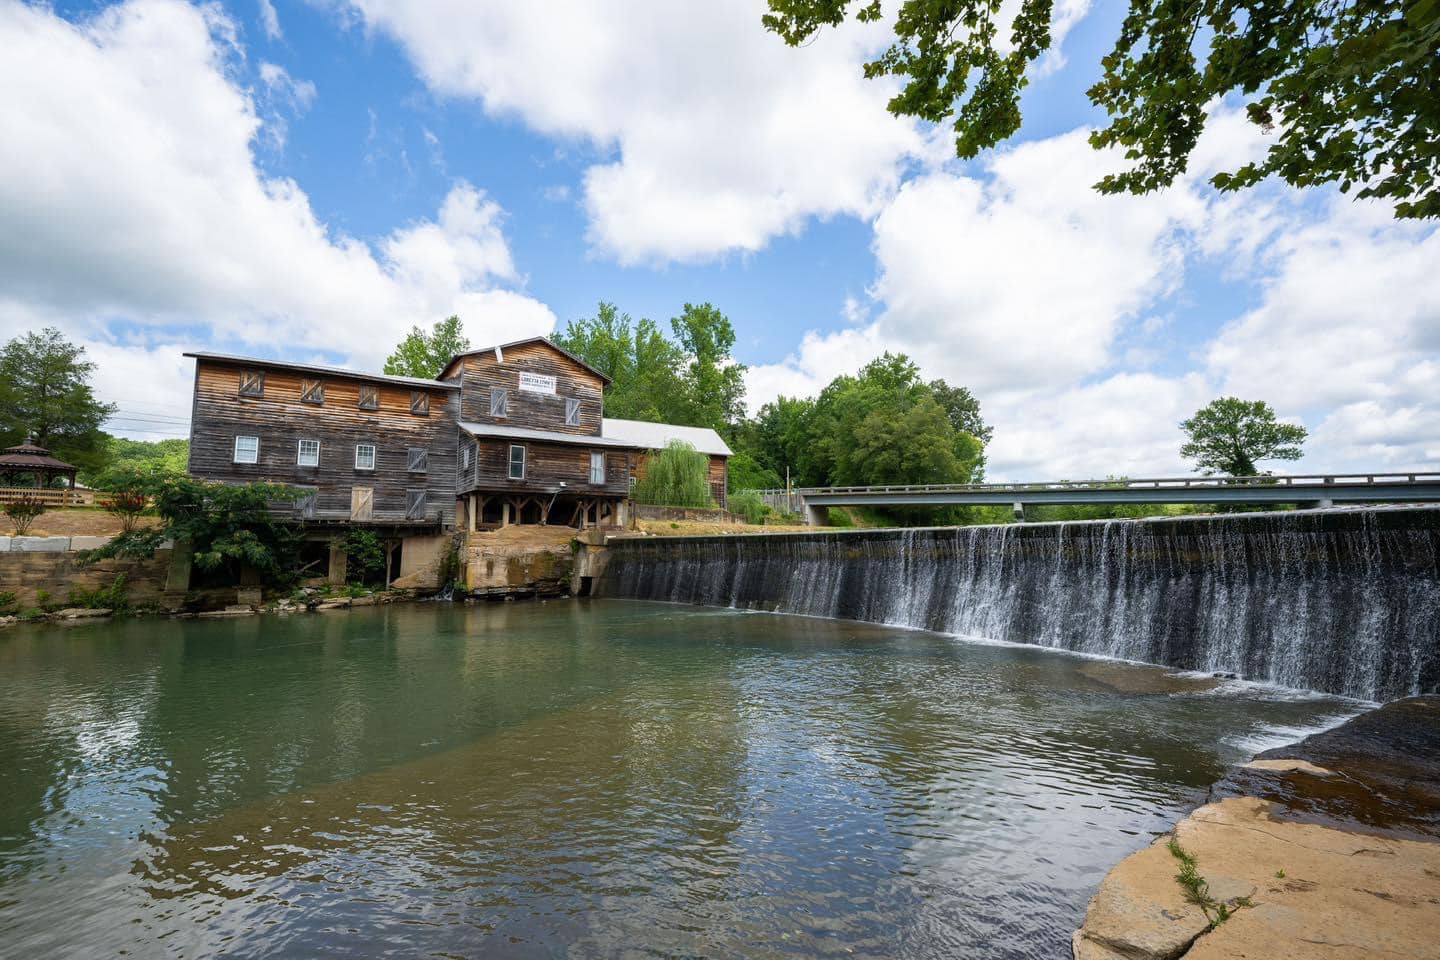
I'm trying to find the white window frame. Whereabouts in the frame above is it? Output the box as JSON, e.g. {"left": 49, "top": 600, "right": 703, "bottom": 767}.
{"left": 491, "top": 388, "right": 508, "bottom": 417}
{"left": 508, "top": 444, "right": 525, "bottom": 480}
{"left": 566, "top": 397, "right": 582, "bottom": 426}
{"left": 233, "top": 435, "right": 259, "bottom": 464}
{"left": 297, "top": 438, "right": 320, "bottom": 467}
{"left": 355, "top": 443, "right": 377, "bottom": 471}
{"left": 590, "top": 451, "right": 606, "bottom": 485}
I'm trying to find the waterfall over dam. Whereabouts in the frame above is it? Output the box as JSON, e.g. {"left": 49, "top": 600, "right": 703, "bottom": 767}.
{"left": 599, "top": 507, "right": 1440, "bottom": 701}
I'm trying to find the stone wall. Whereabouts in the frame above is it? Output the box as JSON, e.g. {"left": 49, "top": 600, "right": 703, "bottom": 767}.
{"left": 632, "top": 504, "right": 744, "bottom": 524}
{"left": 0, "top": 547, "right": 174, "bottom": 610}
{"left": 462, "top": 528, "right": 575, "bottom": 598}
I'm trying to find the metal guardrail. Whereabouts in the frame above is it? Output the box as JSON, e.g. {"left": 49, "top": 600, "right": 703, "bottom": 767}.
{"left": 748, "top": 472, "right": 1440, "bottom": 498}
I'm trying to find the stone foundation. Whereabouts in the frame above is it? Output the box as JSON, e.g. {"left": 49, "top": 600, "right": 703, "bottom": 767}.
{"left": 0, "top": 549, "right": 174, "bottom": 610}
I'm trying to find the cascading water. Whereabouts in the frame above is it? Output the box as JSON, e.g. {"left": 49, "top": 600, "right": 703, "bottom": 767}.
{"left": 600, "top": 507, "right": 1440, "bottom": 701}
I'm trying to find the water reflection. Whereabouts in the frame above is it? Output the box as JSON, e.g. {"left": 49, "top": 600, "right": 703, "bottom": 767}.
{"left": 0, "top": 602, "right": 1358, "bottom": 958}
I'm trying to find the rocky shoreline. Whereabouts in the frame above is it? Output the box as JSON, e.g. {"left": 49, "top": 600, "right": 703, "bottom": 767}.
{"left": 1073, "top": 696, "right": 1440, "bottom": 959}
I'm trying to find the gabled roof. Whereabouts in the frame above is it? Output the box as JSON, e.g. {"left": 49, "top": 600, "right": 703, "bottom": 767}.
{"left": 439, "top": 336, "right": 612, "bottom": 385}
{"left": 602, "top": 418, "right": 732, "bottom": 457}
{"left": 0, "top": 440, "right": 78, "bottom": 472}
{"left": 185, "top": 352, "right": 460, "bottom": 390}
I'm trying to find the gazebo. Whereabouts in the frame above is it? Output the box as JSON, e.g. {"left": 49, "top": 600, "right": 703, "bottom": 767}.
{"left": 0, "top": 438, "right": 80, "bottom": 505}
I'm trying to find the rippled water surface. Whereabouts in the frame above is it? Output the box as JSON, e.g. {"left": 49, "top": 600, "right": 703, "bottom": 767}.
{"left": 0, "top": 601, "right": 1358, "bottom": 958}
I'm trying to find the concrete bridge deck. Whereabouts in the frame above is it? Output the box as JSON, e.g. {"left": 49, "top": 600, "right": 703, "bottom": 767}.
{"left": 751, "top": 473, "right": 1440, "bottom": 525}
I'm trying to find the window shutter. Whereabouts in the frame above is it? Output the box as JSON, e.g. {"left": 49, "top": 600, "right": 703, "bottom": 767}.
{"left": 350, "top": 487, "right": 374, "bottom": 522}
{"left": 406, "top": 489, "right": 427, "bottom": 520}
{"left": 239, "top": 370, "right": 264, "bottom": 397}
{"left": 407, "top": 447, "right": 428, "bottom": 472}
{"left": 358, "top": 385, "right": 379, "bottom": 410}
{"left": 410, "top": 391, "right": 429, "bottom": 416}
{"left": 301, "top": 379, "right": 325, "bottom": 404}
{"left": 566, "top": 398, "right": 581, "bottom": 426}
{"left": 296, "top": 490, "right": 318, "bottom": 518}
{"left": 491, "top": 388, "right": 508, "bottom": 417}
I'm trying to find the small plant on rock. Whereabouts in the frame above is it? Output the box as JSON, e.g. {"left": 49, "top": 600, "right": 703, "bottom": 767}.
{"left": 0, "top": 590, "right": 17, "bottom": 614}
{"left": 1168, "top": 837, "right": 1250, "bottom": 929}
{"left": 4, "top": 494, "right": 46, "bottom": 535}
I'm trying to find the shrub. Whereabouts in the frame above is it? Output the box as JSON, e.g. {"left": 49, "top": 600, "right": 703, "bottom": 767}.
{"left": 4, "top": 495, "right": 46, "bottom": 535}
{"left": 728, "top": 490, "right": 772, "bottom": 525}
{"left": 826, "top": 507, "right": 855, "bottom": 527}
{"left": 343, "top": 530, "right": 385, "bottom": 585}
{"left": 67, "top": 574, "right": 129, "bottom": 612}
{"left": 100, "top": 489, "right": 149, "bottom": 533}
{"left": 0, "top": 590, "right": 16, "bottom": 614}
{"left": 632, "top": 441, "right": 713, "bottom": 508}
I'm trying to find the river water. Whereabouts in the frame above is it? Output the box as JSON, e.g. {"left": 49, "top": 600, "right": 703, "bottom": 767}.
{"left": 0, "top": 601, "right": 1358, "bottom": 958}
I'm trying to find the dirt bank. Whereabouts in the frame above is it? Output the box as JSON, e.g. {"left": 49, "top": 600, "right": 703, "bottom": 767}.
{"left": 1073, "top": 696, "right": 1440, "bottom": 959}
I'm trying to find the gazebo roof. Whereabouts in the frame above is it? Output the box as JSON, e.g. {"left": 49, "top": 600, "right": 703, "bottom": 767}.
{"left": 0, "top": 439, "right": 79, "bottom": 473}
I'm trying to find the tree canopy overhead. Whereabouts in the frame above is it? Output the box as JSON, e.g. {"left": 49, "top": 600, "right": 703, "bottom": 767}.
{"left": 763, "top": 0, "right": 1440, "bottom": 218}
{"left": 383, "top": 315, "right": 470, "bottom": 379}
{"left": 1180, "top": 396, "right": 1308, "bottom": 476}
{"left": 0, "top": 327, "right": 115, "bottom": 474}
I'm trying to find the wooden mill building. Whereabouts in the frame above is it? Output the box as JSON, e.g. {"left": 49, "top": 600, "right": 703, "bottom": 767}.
{"left": 184, "top": 337, "right": 731, "bottom": 564}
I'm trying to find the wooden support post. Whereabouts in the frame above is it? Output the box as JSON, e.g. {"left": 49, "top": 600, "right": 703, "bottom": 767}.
{"left": 501, "top": 500, "right": 510, "bottom": 527}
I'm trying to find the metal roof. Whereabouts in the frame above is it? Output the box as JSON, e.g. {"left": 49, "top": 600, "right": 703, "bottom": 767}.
{"left": 460, "top": 422, "right": 636, "bottom": 448}
{"left": 439, "top": 336, "right": 612, "bottom": 384}
{"left": 601, "top": 418, "right": 732, "bottom": 456}
{"left": 184, "top": 352, "right": 460, "bottom": 390}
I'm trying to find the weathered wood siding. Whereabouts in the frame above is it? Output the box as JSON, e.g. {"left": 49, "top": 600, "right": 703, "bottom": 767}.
{"left": 455, "top": 342, "right": 605, "bottom": 435}
{"left": 463, "top": 439, "right": 630, "bottom": 499}
{"left": 188, "top": 360, "right": 458, "bottom": 526}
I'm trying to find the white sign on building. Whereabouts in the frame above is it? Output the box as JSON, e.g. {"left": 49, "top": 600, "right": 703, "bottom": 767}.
{"left": 518, "top": 372, "right": 557, "bottom": 394}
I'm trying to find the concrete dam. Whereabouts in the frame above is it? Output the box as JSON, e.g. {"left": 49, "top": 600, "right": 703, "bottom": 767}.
{"left": 598, "top": 507, "right": 1440, "bottom": 702}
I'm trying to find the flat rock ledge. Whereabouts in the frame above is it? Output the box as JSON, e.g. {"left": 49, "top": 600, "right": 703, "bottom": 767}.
{"left": 1074, "top": 696, "right": 1440, "bottom": 960}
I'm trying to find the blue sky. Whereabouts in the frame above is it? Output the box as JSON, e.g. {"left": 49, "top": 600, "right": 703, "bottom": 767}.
{"left": 1, "top": 0, "right": 1436, "bottom": 478}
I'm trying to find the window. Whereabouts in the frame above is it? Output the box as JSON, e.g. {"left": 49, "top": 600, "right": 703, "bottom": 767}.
{"left": 358, "top": 384, "right": 379, "bottom": 410}
{"left": 407, "top": 447, "right": 428, "bottom": 473}
{"left": 234, "top": 435, "right": 259, "bottom": 464}
{"left": 355, "top": 443, "right": 376, "bottom": 471}
{"left": 405, "top": 489, "right": 427, "bottom": 520}
{"left": 508, "top": 444, "right": 525, "bottom": 480}
{"left": 462, "top": 444, "right": 473, "bottom": 470}
{"left": 297, "top": 439, "right": 320, "bottom": 467}
{"left": 300, "top": 379, "right": 325, "bottom": 404}
{"left": 295, "top": 488, "right": 318, "bottom": 518}
{"left": 410, "top": 391, "right": 429, "bottom": 416}
{"left": 590, "top": 451, "right": 606, "bottom": 485}
{"left": 239, "top": 370, "right": 264, "bottom": 397}
{"left": 490, "top": 388, "right": 508, "bottom": 417}
{"left": 566, "top": 397, "right": 582, "bottom": 426}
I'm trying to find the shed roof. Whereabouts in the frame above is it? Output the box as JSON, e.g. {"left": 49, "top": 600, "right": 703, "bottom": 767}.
{"left": 460, "top": 422, "right": 636, "bottom": 448}
{"left": 601, "top": 418, "right": 732, "bottom": 456}
{"left": 184, "top": 352, "right": 460, "bottom": 390}
{"left": 440, "top": 336, "right": 612, "bottom": 385}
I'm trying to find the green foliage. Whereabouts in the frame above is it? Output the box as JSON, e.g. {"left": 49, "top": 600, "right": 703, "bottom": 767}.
{"left": 0, "top": 328, "right": 115, "bottom": 474}
{"left": 0, "top": 590, "right": 16, "bottom": 614}
{"left": 727, "top": 451, "right": 782, "bottom": 492}
{"left": 67, "top": 574, "right": 129, "bottom": 613}
{"left": 79, "top": 474, "right": 302, "bottom": 585}
{"left": 555, "top": 300, "right": 747, "bottom": 432}
{"left": 34, "top": 588, "right": 56, "bottom": 611}
{"left": 345, "top": 582, "right": 370, "bottom": 598}
{"left": 1181, "top": 397, "right": 1308, "bottom": 477}
{"left": 4, "top": 495, "right": 46, "bottom": 535}
{"left": 764, "top": 0, "right": 1440, "bottom": 220}
{"left": 738, "top": 353, "right": 988, "bottom": 495}
{"left": 632, "top": 441, "right": 715, "bottom": 508}
{"left": 383, "top": 315, "right": 470, "bottom": 379}
{"left": 93, "top": 436, "right": 188, "bottom": 484}
{"left": 1168, "top": 837, "right": 1249, "bottom": 929}
{"left": 826, "top": 507, "right": 855, "bottom": 527}
{"left": 343, "top": 530, "right": 386, "bottom": 585}
{"left": 728, "top": 489, "right": 773, "bottom": 524}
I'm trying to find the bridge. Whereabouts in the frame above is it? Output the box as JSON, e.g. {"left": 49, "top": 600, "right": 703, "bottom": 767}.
{"left": 751, "top": 472, "right": 1440, "bottom": 525}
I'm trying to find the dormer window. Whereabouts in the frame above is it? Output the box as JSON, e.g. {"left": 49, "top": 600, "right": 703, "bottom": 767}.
{"left": 410, "top": 391, "right": 429, "bottom": 416}
{"left": 239, "top": 370, "right": 264, "bottom": 398}
{"left": 490, "top": 388, "right": 508, "bottom": 417}
{"left": 358, "top": 385, "right": 379, "bottom": 410}
{"left": 301, "top": 379, "right": 325, "bottom": 405}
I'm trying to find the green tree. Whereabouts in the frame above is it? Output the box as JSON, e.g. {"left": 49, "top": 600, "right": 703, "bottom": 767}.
{"left": 631, "top": 441, "right": 714, "bottom": 507}
{"left": 383, "top": 315, "right": 470, "bottom": 379}
{"left": 764, "top": 0, "right": 1440, "bottom": 219}
{"left": 93, "top": 436, "right": 189, "bottom": 484}
{"left": 554, "top": 302, "right": 687, "bottom": 422}
{"left": 727, "top": 450, "right": 783, "bottom": 491}
{"left": 1180, "top": 397, "right": 1308, "bottom": 477}
{"left": 0, "top": 328, "right": 115, "bottom": 474}
{"left": 81, "top": 475, "right": 303, "bottom": 585}
{"left": 670, "top": 302, "right": 748, "bottom": 431}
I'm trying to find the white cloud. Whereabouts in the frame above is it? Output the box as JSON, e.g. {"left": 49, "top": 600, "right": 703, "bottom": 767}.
{"left": 258, "top": 0, "right": 281, "bottom": 41}
{"left": 259, "top": 61, "right": 317, "bottom": 112}
{"left": 341, "top": 0, "right": 927, "bottom": 265}
{"left": 0, "top": 0, "right": 555, "bottom": 432}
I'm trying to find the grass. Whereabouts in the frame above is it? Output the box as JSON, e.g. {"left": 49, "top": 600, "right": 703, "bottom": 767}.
{"left": 1168, "top": 838, "right": 1252, "bottom": 929}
